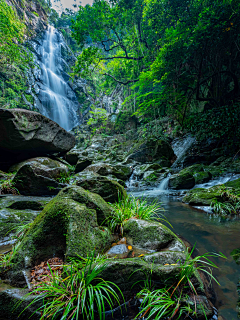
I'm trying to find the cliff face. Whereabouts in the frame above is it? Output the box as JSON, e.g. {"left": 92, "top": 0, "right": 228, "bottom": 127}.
{"left": 6, "top": 0, "right": 48, "bottom": 35}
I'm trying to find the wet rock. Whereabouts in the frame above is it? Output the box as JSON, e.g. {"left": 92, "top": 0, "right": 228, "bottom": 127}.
{"left": 123, "top": 219, "right": 185, "bottom": 252}
{"left": 194, "top": 171, "right": 212, "bottom": 184}
{"left": 0, "top": 108, "right": 75, "bottom": 171}
{"left": 12, "top": 161, "right": 67, "bottom": 196}
{"left": 128, "top": 138, "right": 175, "bottom": 164}
{"left": 134, "top": 163, "right": 163, "bottom": 178}
{"left": 9, "top": 157, "right": 69, "bottom": 173}
{"left": 13, "top": 186, "right": 112, "bottom": 267}
{"left": 0, "top": 170, "right": 8, "bottom": 181}
{"left": 75, "top": 158, "right": 92, "bottom": 173}
{"left": 182, "top": 186, "right": 223, "bottom": 206}
{"left": 169, "top": 172, "right": 195, "bottom": 190}
{"left": 225, "top": 178, "right": 240, "bottom": 189}
{"left": 230, "top": 248, "right": 240, "bottom": 264}
{"left": 71, "top": 171, "right": 126, "bottom": 203}
{"left": 64, "top": 149, "right": 85, "bottom": 165}
{"left": 107, "top": 244, "right": 128, "bottom": 255}
{"left": 0, "top": 284, "right": 40, "bottom": 320}
{"left": 83, "top": 163, "right": 131, "bottom": 181}
{"left": 0, "top": 195, "right": 52, "bottom": 211}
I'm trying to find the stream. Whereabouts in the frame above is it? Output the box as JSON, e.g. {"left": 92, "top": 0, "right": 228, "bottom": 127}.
{"left": 130, "top": 189, "right": 240, "bottom": 320}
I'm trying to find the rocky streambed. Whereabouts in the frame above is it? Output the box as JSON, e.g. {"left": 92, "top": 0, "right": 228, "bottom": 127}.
{"left": 0, "top": 108, "right": 239, "bottom": 319}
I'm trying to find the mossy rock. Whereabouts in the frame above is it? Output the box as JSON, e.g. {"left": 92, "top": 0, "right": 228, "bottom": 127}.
{"left": 134, "top": 163, "right": 162, "bottom": 178}
{"left": 124, "top": 219, "right": 185, "bottom": 252}
{"left": 182, "top": 186, "right": 223, "bottom": 206}
{"left": 12, "top": 162, "right": 67, "bottom": 196}
{"left": 180, "top": 164, "right": 205, "bottom": 175}
{"left": 0, "top": 208, "right": 39, "bottom": 239}
{"left": 83, "top": 162, "right": 131, "bottom": 181}
{"left": 0, "top": 195, "right": 52, "bottom": 211}
{"left": 194, "top": 171, "right": 212, "bottom": 184}
{"left": 169, "top": 172, "right": 195, "bottom": 190}
{"left": 225, "top": 178, "right": 240, "bottom": 189}
{"left": 13, "top": 186, "right": 112, "bottom": 267}
{"left": 75, "top": 158, "right": 92, "bottom": 173}
{"left": 71, "top": 171, "right": 126, "bottom": 203}
{"left": 9, "top": 157, "right": 69, "bottom": 173}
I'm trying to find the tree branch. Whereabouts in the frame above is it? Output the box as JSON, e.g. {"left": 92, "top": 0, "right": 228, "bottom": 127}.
{"left": 104, "top": 73, "right": 139, "bottom": 85}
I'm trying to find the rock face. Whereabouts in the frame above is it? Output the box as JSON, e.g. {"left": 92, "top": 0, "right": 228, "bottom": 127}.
{"left": 182, "top": 186, "right": 223, "bottom": 205}
{"left": 12, "top": 158, "right": 68, "bottom": 196}
{"left": 83, "top": 163, "right": 132, "bottom": 181}
{"left": 0, "top": 109, "right": 75, "bottom": 171}
{"left": 128, "top": 138, "right": 176, "bottom": 164}
{"left": 13, "top": 186, "right": 113, "bottom": 267}
{"left": 71, "top": 172, "right": 126, "bottom": 203}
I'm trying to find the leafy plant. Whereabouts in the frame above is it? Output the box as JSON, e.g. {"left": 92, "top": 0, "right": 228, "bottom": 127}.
{"left": 22, "top": 252, "right": 124, "bottom": 320}
{"left": 107, "top": 194, "right": 169, "bottom": 234}
{"left": 0, "top": 241, "right": 21, "bottom": 268}
{"left": 136, "top": 246, "right": 226, "bottom": 320}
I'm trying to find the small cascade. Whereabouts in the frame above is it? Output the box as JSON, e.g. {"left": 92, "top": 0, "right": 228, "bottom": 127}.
{"left": 171, "top": 134, "right": 195, "bottom": 169}
{"left": 22, "top": 270, "right": 31, "bottom": 289}
{"left": 34, "top": 26, "right": 79, "bottom": 131}
{"left": 158, "top": 176, "right": 170, "bottom": 191}
{"left": 126, "top": 170, "right": 138, "bottom": 188}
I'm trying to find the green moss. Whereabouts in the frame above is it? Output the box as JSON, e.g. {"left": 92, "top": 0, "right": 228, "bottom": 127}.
{"left": 183, "top": 186, "right": 223, "bottom": 205}
{"left": 225, "top": 178, "right": 240, "bottom": 189}
{"left": 169, "top": 172, "right": 195, "bottom": 189}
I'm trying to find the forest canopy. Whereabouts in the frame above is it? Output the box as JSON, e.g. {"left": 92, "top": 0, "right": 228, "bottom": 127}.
{"left": 71, "top": 0, "right": 240, "bottom": 144}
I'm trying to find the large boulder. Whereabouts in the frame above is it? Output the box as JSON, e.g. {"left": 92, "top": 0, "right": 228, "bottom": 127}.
{"left": 182, "top": 186, "right": 223, "bottom": 206}
{"left": 83, "top": 163, "right": 132, "bottom": 181}
{"left": 13, "top": 186, "right": 113, "bottom": 267}
{"left": 71, "top": 172, "right": 126, "bottom": 203}
{"left": 128, "top": 138, "right": 176, "bottom": 164}
{"left": 0, "top": 109, "right": 75, "bottom": 171}
{"left": 12, "top": 159, "right": 68, "bottom": 196}
{"left": 124, "top": 219, "right": 185, "bottom": 252}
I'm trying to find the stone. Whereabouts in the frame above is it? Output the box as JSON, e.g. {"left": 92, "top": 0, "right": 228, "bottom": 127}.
{"left": 75, "top": 158, "right": 92, "bottom": 173}
{"left": 169, "top": 172, "right": 195, "bottom": 189}
{"left": 64, "top": 149, "right": 85, "bottom": 165}
{"left": 0, "top": 109, "right": 75, "bottom": 171}
{"left": 9, "top": 157, "right": 69, "bottom": 173}
{"left": 71, "top": 171, "right": 126, "bottom": 203}
{"left": 12, "top": 161, "right": 67, "bottom": 196}
{"left": 13, "top": 186, "right": 113, "bottom": 267}
{"left": 194, "top": 171, "right": 212, "bottom": 184}
{"left": 182, "top": 186, "right": 223, "bottom": 206}
{"left": 0, "top": 195, "right": 52, "bottom": 211}
{"left": 134, "top": 163, "right": 163, "bottom": 178}
{"left": 83, "top": 163, "right": 132, "bottom": 181}
{"left": 128, "top": 138, "right": 175, "bottom": 164}
{"left": 107, "top": 244, "right": 128, "bottom": 255}
{"left": 123, "top": 219, "right": 185, "bottom": 252}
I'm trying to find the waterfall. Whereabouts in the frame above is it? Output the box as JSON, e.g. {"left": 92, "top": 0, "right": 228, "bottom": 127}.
{"left": 35, "top": 26, "right": 79, "bottom": 131}
{"left": 171, "top": 134, "right": 195, "bottom": 169}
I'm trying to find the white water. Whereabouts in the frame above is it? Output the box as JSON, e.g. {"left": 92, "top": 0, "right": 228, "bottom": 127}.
{"left": 37, "top": 26, "right": 79, "bottom": 131}
{"left": 171, "top": 134, "right": 195, "bottom": 169}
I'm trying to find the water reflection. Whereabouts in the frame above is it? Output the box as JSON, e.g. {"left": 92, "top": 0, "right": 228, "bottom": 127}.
{"left": 131, "top": 192, "right": 240, "bottom": 320}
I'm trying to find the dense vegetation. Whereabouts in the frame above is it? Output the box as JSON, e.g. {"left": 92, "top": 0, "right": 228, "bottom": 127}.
{"left": 70, "top": 0, "right": 240, "bottom": 146}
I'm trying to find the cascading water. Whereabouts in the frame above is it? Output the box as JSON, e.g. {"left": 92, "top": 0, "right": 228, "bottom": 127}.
{"left": 35, "top": 26, "right": 79, "bottom": 131}
{"left": 171, "top": 134, "right": 196, "bottom": 169}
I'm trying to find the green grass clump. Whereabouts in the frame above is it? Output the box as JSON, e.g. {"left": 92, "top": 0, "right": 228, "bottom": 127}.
{"left": 22, "top": 252, "right": 123, "bottom": 320}
{"left": 136, "top": 246, "right": 226, "bottom": 319}
{"left": 107, "top": 194, "right": 168, "bottom": 234}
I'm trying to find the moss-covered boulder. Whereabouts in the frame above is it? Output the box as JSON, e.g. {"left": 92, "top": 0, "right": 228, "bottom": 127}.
{"left": 231, "top": 248, "right": 240, "bottom": 265}
{"left": 12, "top": 161, "right": 67, "bottom": 196}
{"left": 83, "top": 162, "right": 131, "bottom": 181}
{"left": 128, "top": 138, "right": 175, "bottom": 164}
{"left": 0, "top": 195, "right": 52, "bottom": 211}
{"left": 134, "top": 163, "right": 163, "bottom": 178}
{"left": 13, "top": 186, "right": 112, "bottom": 267}
{"left": 124, "top": 219, "right": 185, "bottom": 252}
{"left": 9, "top": 157, "right": 69, "bottom": 173}
{"left": 169, "top": 172, "right": 195, "bottom": 189}
{"left": 71, "top": 172, "right": 126, "bottom": 203}
{"left": 182, "top": 186, "right": 223, "bottom": 205}
{"left": 180, "top": 164, "right": 205, "bottom": 175}
{"left": 194, "top": 171, "right": 212, "bottom": 184}
{"left": 225, "top": 178, "right": 240, "bottom": 189}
